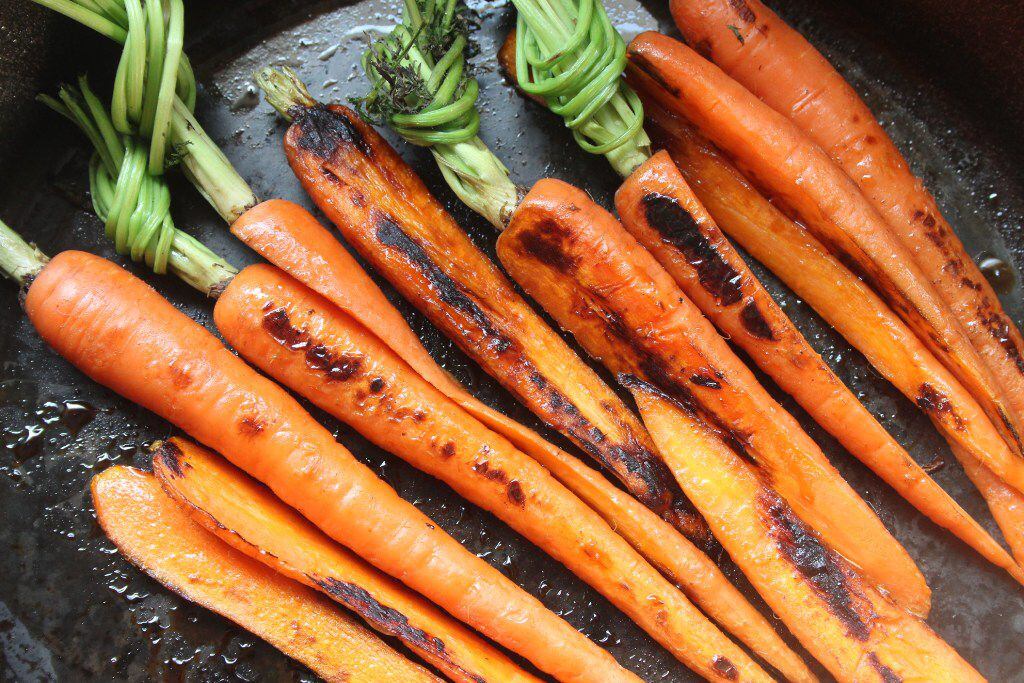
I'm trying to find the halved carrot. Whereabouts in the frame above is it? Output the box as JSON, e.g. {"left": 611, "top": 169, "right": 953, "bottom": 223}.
{"left": 273, "top": 103, "right": 709, "bottom": 545}
{"left": 624, "top": 379, "right": 983, "bottom": 683}
{"left": 497, "top": 178, "right": 929, "bottom": 615}
{"left": 669, "top": 0, "right": 1024, "bottom": 461}
{"left": 643, "top": 101, "right": 1024, "bottom": 574}
{"left": 625, "top": 32, "right": 1024, "bottom": 481}
{"left": 213, "top": 262, "right": 772, "bottom": 682}
{"left": 151, "top": 437, "right": 538, "bottom": 683}
{"left": 615, "top": 148, "right": 1021, "bottom": 581}
{"left": 26, "top": 250, "right": 637, "bottom": 683}
{"left": 92, "top": 466, "right": 439, "bottom": 683}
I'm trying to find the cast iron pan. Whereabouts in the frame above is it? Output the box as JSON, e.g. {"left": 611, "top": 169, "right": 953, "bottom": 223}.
{"left": 1, "top": 0, "right": 1023, "bottom": 680}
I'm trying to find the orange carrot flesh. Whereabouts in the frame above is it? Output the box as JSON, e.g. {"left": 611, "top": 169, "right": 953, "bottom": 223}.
{"left": 230, "top": 199, "right": 808, "bottom": 678}
{"left": 92, "top": 466, "right": 440, "bottom": 683}
{"left": 616, "top": 149, "right": 1021, "bottom": 580}
{"left": 497, "top": 179, "right": 930, "bottom": 615}
{"left": 669, "top": 0, "right": 1024, "bottom": 458}
{"left": 151, "top": 437, "right": 538, "bottom": 683}
{"left": 213, "top": 262, "right": 771, "bottom": 683}
{"left": 625, "top": 32, "right": 1024, "bottom": 480}
{"left": 275, "top": 104, "right": 710, "bottom": 545}
{"left": 26, "top": 251, "right": 635, "bottom": 683}
{"left": 624, "top": 381, "right": 984, "bottom": 683}
{"left": 643, "top": 102, "right": 1024, "bottom": 577}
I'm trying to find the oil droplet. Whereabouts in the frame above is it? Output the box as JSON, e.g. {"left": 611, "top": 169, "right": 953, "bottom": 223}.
{"left": 977, "top": 254, "right": 1016, "bottom": 295}
{"left": 230, "top": 86, "right": 260, "bottom": 113}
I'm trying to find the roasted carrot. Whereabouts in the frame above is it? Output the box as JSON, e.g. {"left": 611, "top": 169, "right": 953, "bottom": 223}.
{"left": 213, "top": 262, "right": 771, "bottom": 682}
{"left": 26, "top": 250, "right": 636, "bottom": 683}
{"left": 92, "top": 466, "right": 439, "bottom": 683}
{"left": 614, "top": 149, "right": 1022, "bottom": 581}
{"left": 643, "top": 101, "right": 1024, "bottom": 574}
{"left": 231, "top": 199, "right": 808, "bottom": 679}
{"left": 497, "top": 178, "right": 930, "bottom": 615}
{"left": 624, "top": 378, "right": 984, "bottom": 683}
{"left": 152, "top": 437, "right": 538, "bottom": 683}
{"left": 669, "top": 0, "right": 1024, "bottom": 459}
{"left": 625, "top": 32, "right": 1024, "bottom": 483}
{"left": 271, "top": 101, "right": 710, "bottom": 546}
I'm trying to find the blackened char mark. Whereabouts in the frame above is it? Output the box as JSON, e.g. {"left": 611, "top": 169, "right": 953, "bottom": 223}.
{"left": 472, "top": 460, "right": 528, "bottom": 507}
{"left": 514, "top": 222, "right": 581, "bottom": 274}
{"left": 292, "top": 104, "right": 373, "bottom": 161}
{"left": 915, "top": 382, "right": 966, "bottom": 431}
{"left": 262, "top": 307, "right": 365, "bottom": 382}
{"left": 728, "top": 0, "right": 757, "bottom": 23}
{"left": 311, "top": 577, "right": 486, "bottom": 683}
{"left": 867, "top": 653, "right": 902, "bottom": 683}
{"left": 642, "top": 193, "right": 744, "bottom": 306}
{"left": 627, "top": 52, "right": 681, "bottom": 97}
{"left": 153, "top": 441, "right": 187, "bottom": 478}
{"left": 761, "top": 492, "right": 872, "bottom": 640}
{"left": 711, "top": 655, "right": 739, "bottom": 681}
{"left": 739, "top": 300, "right": 774, "bottom": 340}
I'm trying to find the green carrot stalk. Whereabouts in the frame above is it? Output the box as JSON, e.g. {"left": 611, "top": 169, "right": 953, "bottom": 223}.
{"left": 0, "top": 219, "right": 49, "bottom": 287}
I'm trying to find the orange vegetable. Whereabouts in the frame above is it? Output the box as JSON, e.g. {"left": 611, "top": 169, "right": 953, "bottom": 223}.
{"left": 152, "top": 437, "right": 538, "bottom": 683}
{"left": 497, "top": 178, "right": 929, "bottom": 615}
{"left": 92, "top": 466, "right": 440, "bottom": 683}
{"left": 26, "top": 250, "right": 636, "bottom": 683}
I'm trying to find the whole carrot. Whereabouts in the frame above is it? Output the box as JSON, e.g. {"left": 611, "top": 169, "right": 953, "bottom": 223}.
{"left": 25, "top": 250, "right": 638, "bottom": 683}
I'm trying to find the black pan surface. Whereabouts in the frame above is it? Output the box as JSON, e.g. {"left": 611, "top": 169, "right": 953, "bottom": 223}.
{"left": 1, "top": 0, "right": 1023, "bottom": 680}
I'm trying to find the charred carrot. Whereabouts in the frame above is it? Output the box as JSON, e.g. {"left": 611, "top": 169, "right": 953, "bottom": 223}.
{"left": 24, "top": 250, "right": 637, "bottom": 683}
{"left": 152, "top": 437, "right": 539, "bottom": 683}
{"left": 625, "top": 378, "right": 983, "bottom": 683}
{"left": 213, "top": 262, "right": 772, "bottom": 682}
{"left": 92, "top": 466, "right": 440, "bottom": 683}
{"left": 625, "top": 32, "right": 1024, "bottom": 482}
{"left": 230, "top": 199, "right": 808, "bottom": 679}
{"left": 669, "top": 0, "right": 1024, "bottom": 460}
{"left": 643, "top": 102, "right": 1024, "bottom": 574}
{"left": 497, "top": 178, "right": 930, "bottom": 615}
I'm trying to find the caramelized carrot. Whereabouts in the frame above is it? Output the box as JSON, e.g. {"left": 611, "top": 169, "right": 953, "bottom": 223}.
{"left": 644, "top": 102, "right": 1024, "bottom": 574}
{"left": 92, "top": 466, "right": 439, "bottom": 683}
{"left": 213, "top": 262, "right": 771, "bottom": 682}
{"left": 497, "top": 178, "right": 929, "bottom": 615}
{"left": 152, "top": 437, "right": 538, "bottom": 683}
{"left": 231, "top": 199, "right": 807, "bottom": 678}
{"left": 625, "top": 379, "right": 983, "bottom": 683}
{"left": 274, "top": 102, "right": 709, "bottom": 545}
{"left": 669, "top": 0, "right": 1024, "bottom": 459}
{"left": 26, "top": 250, "right": 637, "bottom": 683}
{"left": 625, "top": 32, "right": 1024, "bottom": 481}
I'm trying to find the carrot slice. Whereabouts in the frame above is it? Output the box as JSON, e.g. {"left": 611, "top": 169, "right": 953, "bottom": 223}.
{"left": 213, "top": 262, "right": 772, "bottom": 682}
{"left": 669, "top": 0, "right": 1024, "bottom": 463}
{"left": 92, "top": 466, "right": 439, "bottom": 683}
{"left": 497, "top": 178, "right": 929, "bottom": 615}
{"left": 151, "top": 437, "right": 538, "bottom": 683}
{"left": 26, "top": 251, "right": 636, "bottom": 683}
{"left": 624, "top": 380, "right": 983, "bottom": 683}
{"left": 625, "top": 32, "right": 1024, "bottom": 481}
{"left": 643, "top": 102, "right": 1024, "bottom": 576}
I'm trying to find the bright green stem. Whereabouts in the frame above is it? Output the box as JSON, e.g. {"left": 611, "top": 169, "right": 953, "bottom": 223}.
{"left": 431, "top": 140, "right": 522, "bottom": 229}
{"left": 253, "top": 67, "right": 314, "bottom": 122}
{"left": 164, "top": 230, "right": 238, "bottom": 297}
{"left": 0, "top": 219, "right": 49, "bottom": 287}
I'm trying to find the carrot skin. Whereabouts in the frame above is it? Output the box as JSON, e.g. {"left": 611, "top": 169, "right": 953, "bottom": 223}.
{"left": 624, "top": 32, "right": 1024, "bottom": 481}
{"left": 26, "top": 251, "right": 635, "bottom": 683}
{"left": 214, "top": 263, "right": 771, "bottom": 683}
{"left": 276, "top": 104, "right": 710, "bottom": 545}
{"left": 152, "top": 437, "right": 538, "bottom": 683}
{"left": 498, "top": 179, "right": 929, "bottom": 615}
{"left": 92, "top": 466, "right": 440, "bottom": 683}
{"left": 625, "top": 382, "right": 983, "bottom": 683}
{"left": 669, "top": 0, "right": 1024, "bottom": 460}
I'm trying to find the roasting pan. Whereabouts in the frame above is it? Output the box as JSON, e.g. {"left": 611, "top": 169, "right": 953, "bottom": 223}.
{"left": 1, "top": 0, "right": 1022, "bottom": 680}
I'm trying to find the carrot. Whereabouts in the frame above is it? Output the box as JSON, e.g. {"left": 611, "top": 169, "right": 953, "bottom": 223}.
{"left": 643, "top": 101, "right": 1024, "bottom": 575}
{"left": 615, "top": 149, "right": 1023, "bottom": 582}
{"left": 213, "top": 262, "right": 772, "bottom": 682}
{"left": 151, "top": 437, "right": 538, "bottom": 683}
{"left": 273, "top": 102, "right": 710, "bottom": 546}
{"left": 669, "top": 0, "right": 1024, "bottom": 461}
{"left": 26, "top": 250, "right": 637, "bottom": 683}
{"left": 497, "top": 178, "right": 930, "bottom": 615}
{"left": 624, "top": 378, "right": 984, "bottom": 683}
{"left": 624, "top": 32, "right": 1024, "bottom": 483}
{"left": 92, "top": 466, "right": 439, "bottom": 683}
{"left": 231, "top": 199, "right": 809, "bottom": 679}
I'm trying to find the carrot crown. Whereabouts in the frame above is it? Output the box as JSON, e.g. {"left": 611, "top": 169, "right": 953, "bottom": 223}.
{"left": 0, "top": 219, "right": 49, "bottom": 288}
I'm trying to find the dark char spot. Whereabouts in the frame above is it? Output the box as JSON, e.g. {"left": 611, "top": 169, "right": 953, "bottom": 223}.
{"left": 643, "top": 193, "right": 743, "bottom": 306}
{"left": 369, "top": 377, "right": 385, "bottom": 393}
{"left": 628, "top": 52, "right": 681, "bottom": 97}
{"left": 867, "top": 653, "right": 902, "bottom": 683}
{"left": 153, "top": 441, "right": 188, "bottom": 478}
{"left": 739, "top": 300, "right": 774, "bottom": 340}
{"left": 293, "top": 104, "right": 373, "bottom": 161}
{"left": 728, "top": 0, "right": 757, "bottom": 23}
{"left": 508, "top": 480, "right": 526, "bottom": 506}
{"left": 712, "top": 655, "right": 739, "bottom": 681}
{"left": 239, "top": 415, "right": 265, "bottom": 435}
{"left": 916, "top": 382, "right": 965, "bottom": 430}
{"left": 515, "top": 223, "right": 581, "bottom": 274}
{"left": 262, "top": 307, "right": 364, "bottom": 382}
{"left": 690, "top": 373, "right": 722, "bottom": 389}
